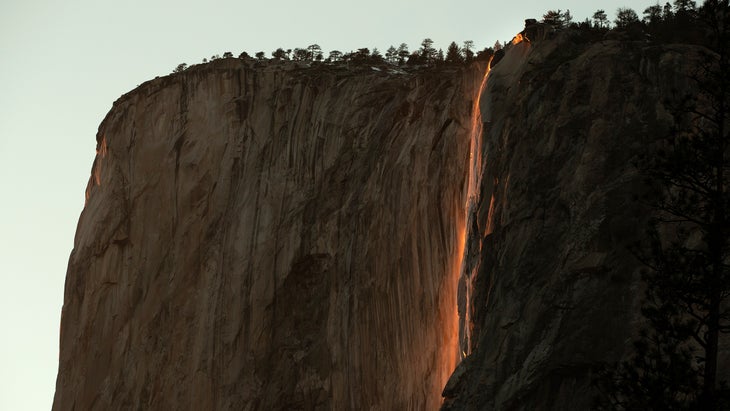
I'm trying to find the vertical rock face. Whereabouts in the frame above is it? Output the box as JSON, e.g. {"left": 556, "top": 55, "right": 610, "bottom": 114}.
{"left": 443, "top": 33, "right": 724, "bottom": 409}
{"left": 54, "top": 59, "right": 481, "bottom": 410}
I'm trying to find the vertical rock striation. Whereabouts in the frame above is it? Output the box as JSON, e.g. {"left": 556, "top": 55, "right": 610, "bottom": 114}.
{"left": 54, "top": 59, "right": 482, "bottom": 410}
{"left": 443, "top": 32, "right": 726, "bottom": 409}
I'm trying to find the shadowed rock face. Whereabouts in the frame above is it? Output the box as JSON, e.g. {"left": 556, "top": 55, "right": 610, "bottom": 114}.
{"left": 443, "top": 33, "right": 726, "bottom": 410}
{"left": 53, "top": 59, "right": 483, "bottom": 410}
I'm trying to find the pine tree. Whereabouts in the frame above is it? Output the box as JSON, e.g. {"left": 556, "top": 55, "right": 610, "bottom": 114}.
{"left": 593, "top": 9, "right": 609, "bottom": 28}
{"left": 272, "top": 48, "right": 288, "bottom": 60}
{"left": 396, "top": 43, "right": 409, "bottom": 65}
{"left": 643, "top": 4, "right": 664, "bottom": 25}
{"left": 420, "top": 38, "right": 436, "bottom": 63}
{"left": 614, "top": 8, "right": 640, "bottom": 28}
{"left": 463, "top": 40, "right": 474, "bottom": 62}
{"left": 543, "top": 9, "right": 565, "bottom": 28}
{"left": 306, "top": 44, "right": 322, "bottom": 61}
{"left": 445, "top": 41, "right": 464, "bottom": 64}
{"left": 385, "top": 45, "right": 397, "bottom": 64}
{"left": 327, "top": 50, "right": 342, "bottom": 62}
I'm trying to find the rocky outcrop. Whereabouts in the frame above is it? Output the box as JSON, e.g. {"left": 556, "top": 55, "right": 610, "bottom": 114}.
{"left": 443, "top": 32, "right": 719, "bottom": 409}
{"left": 53, "top": 59, "right": 483, "bottom": 410}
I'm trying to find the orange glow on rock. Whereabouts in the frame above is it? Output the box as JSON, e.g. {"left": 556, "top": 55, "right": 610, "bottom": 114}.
{"left": 94, "top": 136, "right": 108, "bottom": 186}
{"left": 440, "top": 216, "right": 465, "bottom": 399}
{"left": 86, "top": 135, "right": 108, "bottom": 203}
{"left": 511, "top": 33, "right": 526, "bottom": 45}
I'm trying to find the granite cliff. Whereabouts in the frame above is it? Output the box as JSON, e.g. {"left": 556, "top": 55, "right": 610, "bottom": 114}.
{"left": 54, "top": 30, "right": 724, "bottom": 410}
{"left": 53, "top": 59, "right": 481, "bottom": 410}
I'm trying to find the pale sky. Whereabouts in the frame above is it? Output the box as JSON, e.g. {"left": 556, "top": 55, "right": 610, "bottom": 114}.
{"left": 0, "top": 0, "right": 662, "bottom": 409}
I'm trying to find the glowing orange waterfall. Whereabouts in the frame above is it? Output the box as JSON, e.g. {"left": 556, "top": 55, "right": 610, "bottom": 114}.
{"left": 439, "top": 213, "right": 465, "bottom": 405}
{"left": 461, "top": 59, "right": 492, "bottom": 358}
{"left": 453, "top": 33, "right": 531, "bottom": 364}
{"left": 439, "top": 61, "right": 492, "bottom": 404}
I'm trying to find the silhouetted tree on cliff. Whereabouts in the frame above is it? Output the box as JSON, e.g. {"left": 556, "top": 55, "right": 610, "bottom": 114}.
{"left": 271, "top": 48, "right": 288, "bottom": 60}
{"left": 292, "top": 48, "right": 308, "bottom": 61}
{"left": 637, "top": 0, "right": 701, "bottom": 44}
{"left": 463, "top": 40, "right": 475, "bottom": 62}
{"left": 675, "top": 0, "right": 699, "bottom": 13}
{"left": 593, "top": 9, "right": 609, "bottom": 28}
{"left": 396, "top": 43, "right": 409, "bottom": 65}
{"left": 436, "top": 48, "right": 444, "bottom": 64}
{"left": 475, "top": 46, "right": 494, "bottom": 62}
{"left": 419, "top": 38, "right": 437, "bottom": 64}
{"left": 614, "top": 8, "right": 640, "bottom": 28}
{"left": 564, "top": 9, "right": 574, "bottom": 25}
{"left": 384, "top": 45, "right": 397, "bottom": 64}
{"left": 445, "top": 41, "right": 464, "bottom": 64}
{"left": 327, "top": 50, "right": 342, "bottom": 62}
{"left": 643, "top": 3, "right": 664, "bottom": 25}
{"left": 543, "top": 9, "right": 567, "bottom": 28}
{"left": 307, "top": 44, "right": 323, "bottom": 61}
{"left": 595, "top": 1, "right": 730, "bottom": 409}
